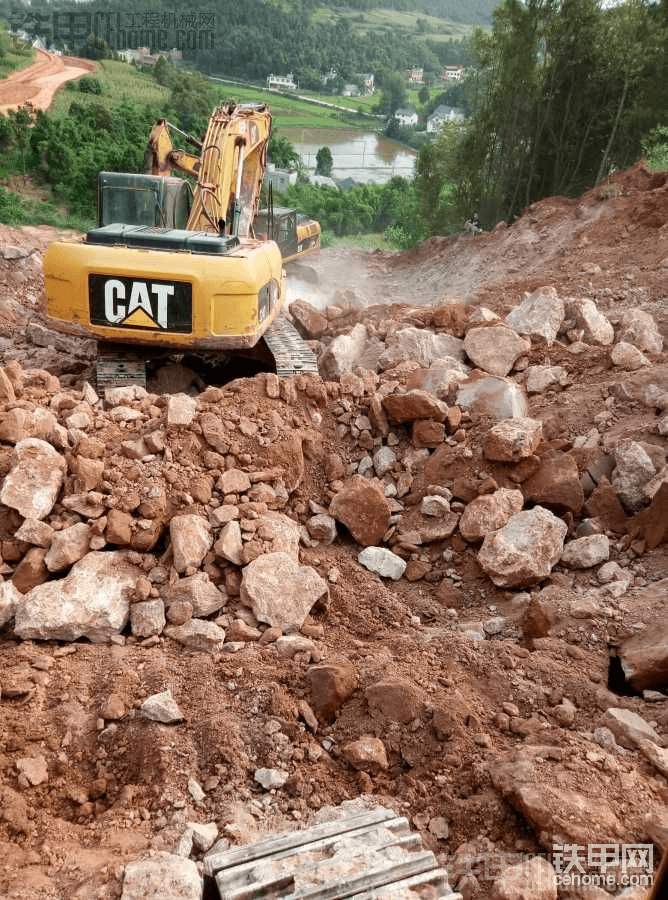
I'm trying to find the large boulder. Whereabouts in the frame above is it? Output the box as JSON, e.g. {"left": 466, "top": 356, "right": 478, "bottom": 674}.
{"left": 463, "top": 325, "right": 530, "bottom": 377}
{"left": 483, "top": 417, "right": 543, "bottom": 462}
{"left": 456, "top": 375, "right": 529, "bottom": 420}
{"left": 329, "top": 475, "right": 391, "bottom": 546}
{"left": 320, "top": 324, "right": 383, "bottom": 378}
{"left": 569, "top": 298, "right": 614, "bottom": 345}
{"left": 378, "top": 327, "right": 465, "bottom": 371}
{"left": 382, "top": 389, "right": 448, "bottom": 423}
{"left": 617, "top": 308, "right": 663, "bottom": 355}
{"left": 459, "top": 489, "right": 524, "bottom": 542}
{"left": 121, "top": 853, "right": 201, "bottom": 900}
{"left": 0, "top": 438, "right": 66, "bottom": 520}
{"left": 14, "top": 551, "right": 141, "bottom": 642}
{"left": 611, "top": 441, "right": 655, "bottom": 511}
{"left": 170, "top": 515, "right": 213, "bottom": 573}
{"left": 505, "top": 287, "right": 565, "bottom": 344}
{"left": 240, "top": 552, "right": 328, "bottom": 631}
{"left": 478, "top": 506, "right": 567, "bottom": 587}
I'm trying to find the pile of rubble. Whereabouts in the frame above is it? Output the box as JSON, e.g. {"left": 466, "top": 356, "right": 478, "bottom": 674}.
{"left": 0, "top": 272, "right": 667, "bottom": 898}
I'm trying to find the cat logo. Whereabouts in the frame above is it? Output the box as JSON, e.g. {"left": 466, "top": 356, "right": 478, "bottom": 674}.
{"left": 89, "top": 274, "right": 192, "bottom": 333}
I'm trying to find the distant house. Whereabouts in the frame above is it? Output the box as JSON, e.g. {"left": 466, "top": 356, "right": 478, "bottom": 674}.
{"left": 394, "top": 107, "right": 418, "bottom": 127}
{"left": 427, "top": 105, "right": 465, "bottom": 132}
{"left": 119, "top": 47, "right": 182, "bottom": 66}
{"left": 407, "top": 66, "right": 424, "bottom": 83}
{"left": 443, "top": 65, "right": 466, "bottom": 81}
{"left": 265, "top": 165, "right": 298, "bottom": 192}
{"left": 342, "top": 84, "right": 360, "bottom": 97}
{"left": 266, "top": 73, "right": 297, "bottom": 91}
{"left": 359, "top": 73, "right": 375, "bottom": 95}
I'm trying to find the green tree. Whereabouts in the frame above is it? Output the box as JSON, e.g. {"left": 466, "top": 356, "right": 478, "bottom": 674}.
{"left": 419, "top": 83, "right": 430, "bottom": 106}
{"left": 315, "top": 146, "right": 333, "bottom": 177}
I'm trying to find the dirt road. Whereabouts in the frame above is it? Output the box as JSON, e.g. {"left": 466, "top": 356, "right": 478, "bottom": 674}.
{"left": 0, "top": 47, "right": 96, "bottom": 114}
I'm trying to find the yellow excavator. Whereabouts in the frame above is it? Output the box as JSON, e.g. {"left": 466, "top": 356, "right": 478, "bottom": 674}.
{"left": 43, "top": 102, "right": 320, "bottom": 390}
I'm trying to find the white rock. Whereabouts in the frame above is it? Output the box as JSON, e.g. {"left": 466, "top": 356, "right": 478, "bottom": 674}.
{"left": 525, "top": 365, "right": 568, "bottom": 393}
{"left": 170, "top": 515, "right": 213, "bottom": 573}
{"left": 600, "top": 707, "right": 661, "bottom": 750}
{"left": 610, "top": 341, "right": 651, "bottom": 370}
{"left": 421, "top": 495, "right": 451, "bottom": 517}
{"left": 457, "top": 376, "right": 529, "bottom": 420}
{"left": 478, "top": 507, "right": 567, "bottom": 588}
{"left": 464, "top": 325, "right": 530, "bottom": 377}
{"left": 306, "top": 514, "right": 337, "bottom": 545}
{"left": 358, "top": 547, "right": 406, "bottom": 580}
{"left": 240, "top": 552, "right": 328, "bottom": 631}
{"left": 141, "top": 689, "right": 184, "bottom": 723}
{"left": 483, "top": 417, "right": 542, "bottom": 462}
{"left": 617, "top": 308, "right": 663, "bottom": 354}
{"left": 0, "top": 438, "right": 66, "bottom": 520}
{"left": 560, "top": 534, "right": 610, "bottom": 569}
{"left": 121, "top": 853, "right": 201, "bottom": 900}
{"left": 0, "top": 580, "right": 21, "bottom": 627}
{"left": 16, "top": 755, "right": 48, "bottom": 786}
{"left": 14, "top": 551, "right": 140, "bottom": 642}
{"left": 492, "top": 855, "right": 557, "bottom": 900}
{"left": 163, "top": 572, "right": 227, "bottom": 618}
{"left": 611, "top": 441, "right": 655, "bottom": 510}
{"left": 505, "top": 286, "right": 565, "bottom": 344}
{"left": 569, "top": 298, "right": 614, "bottom": 345}
{"left": 167, "top": 393, "right": 197, "bottom": 426}
{"left": 214, "top": 520, "right": 244, "bottom": 565}
{"left": 188, "top": 821, "right": 218, "bottom": 852}
{"left": 378, "top": 327, "right": 465, "bottom": 371}
{"left": 165, "top": 619, "right": 227, "bottom": 652}
{"left": 105, "top": 385, "right": 148, "bottom": 406}
{"left": 320, "top": 324, "right": 383, "bottom": 378}
{"left": 373, "top": 446, "right": 396, "bottom": 477}
{"left": 254, "top": 767, "right": 288, "bottom": 789}
{"left": 44, "top": 522, "right": 91, "bottom": 572}
{"left": 130, "top": 599, "right": 166, "bottom": 638}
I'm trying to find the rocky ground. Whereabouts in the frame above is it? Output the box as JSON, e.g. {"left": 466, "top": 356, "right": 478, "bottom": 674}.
{"left": 0, "top": 162, "right": 667, "bottom": 900}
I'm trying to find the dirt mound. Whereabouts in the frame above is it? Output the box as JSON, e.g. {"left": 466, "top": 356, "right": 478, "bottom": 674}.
{"left": 0, "top": 164, "right": 667, "bottom": 899}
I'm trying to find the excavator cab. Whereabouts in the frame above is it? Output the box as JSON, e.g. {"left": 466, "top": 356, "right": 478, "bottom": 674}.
{"left": 97, "top": 172, "right": 192, "bottom": 229}
{"left": 255, "top": 205, "right": 321, "bottom": 264}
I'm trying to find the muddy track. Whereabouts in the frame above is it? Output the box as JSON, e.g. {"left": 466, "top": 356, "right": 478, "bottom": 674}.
{"left": 0, "top": 47, "right": 96, "bottom": 113}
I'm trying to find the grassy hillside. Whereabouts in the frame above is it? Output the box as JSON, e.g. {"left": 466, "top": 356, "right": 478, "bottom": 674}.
{"left": 48, "top": 60, "right": 170, "bottom": 117}
{"left": 0, "top": 24, "right": 34, "bottom": 78}
{"left": 311, "top": 6, "right": 473, "bottom": 40}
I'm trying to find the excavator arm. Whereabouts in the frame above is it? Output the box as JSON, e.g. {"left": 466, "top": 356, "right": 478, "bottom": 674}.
{"left": 146, "top": 103, "right": 271, "bottom": 238}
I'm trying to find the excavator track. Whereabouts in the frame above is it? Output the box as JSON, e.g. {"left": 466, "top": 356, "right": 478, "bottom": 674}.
{"left": 94, "top": 316, "right": 318, "bottom": 392}
{"left": 263, "top": 316, "right": 319, "bottom": 377}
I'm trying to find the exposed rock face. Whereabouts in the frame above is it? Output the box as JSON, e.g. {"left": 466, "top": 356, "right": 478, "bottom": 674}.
{"left": 478, "top": 507, "right": 567, "bottom": 587}
{"left": 456, "top": 375, "right": 529, "bottom": 420}
{"left": 489, "top": 749, "right": 628, "bottom": 847}
{"left": 463, "top": 324, "right": 530, "bottom": 376}
{"left": 483, "top": 417, "right": 543, "bottom": 462}
{"left": 14, "top": 551, "right": 140, "bottom": 642}
{"left": 459, "top": 489, "right": 524, "bottom": 542}
{"left": 357, "top": 547, "right": 406, "bottom": 580}
{"left": 328, "top": 476, "right": 391, "bottom": 546}
{"left": 505, "top": 286, "right": 565, "bottom": 344}
{"left": 0, "top": 438, "right": 66, "bottom": 520}
{"left": 618, "top": 608, "right": 668, "bottom": 690}
{"left": 240, "top": 552, "right": 328, "bottom": 630}
{"left": 289, "top": 299, "right": 328, "bottom": 338}
{"left": 617, "top": 308, "right": 663, "bottom": 354}
{"left": 170, "top": 515, "right": 213, "bottom": 573}
{"left": 121, "top": 853, "right": 201, "bottom": 900}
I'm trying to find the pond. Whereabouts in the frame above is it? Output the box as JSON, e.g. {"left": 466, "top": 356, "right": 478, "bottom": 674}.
{"left": 280, "top": 126, "right": 417, "bottom": 185}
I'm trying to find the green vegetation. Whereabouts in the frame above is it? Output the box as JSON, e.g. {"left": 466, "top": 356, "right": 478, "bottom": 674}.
{"left": 643, "top": 126, "right": 668, "bottom": 173}
{"left": 0, "top": 184, "right": 92, "bottom": 229}
{"left": 418, "top": 0, "right": 668, "bottom": 231}
{"left": 49, "top": 60, "right": 169, "bottom": 116}
{"left": 0, "top": 22, "right": 33, "bottom": 79}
